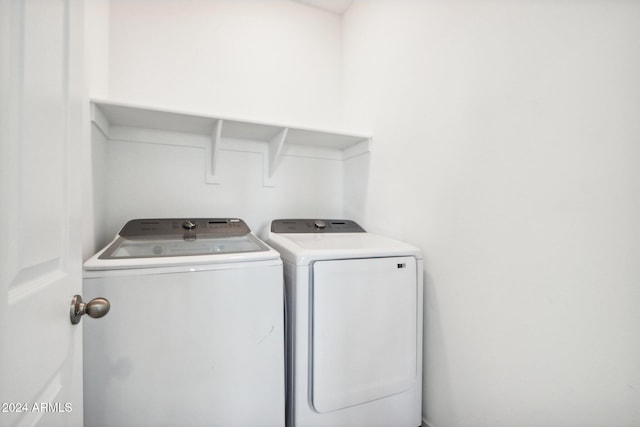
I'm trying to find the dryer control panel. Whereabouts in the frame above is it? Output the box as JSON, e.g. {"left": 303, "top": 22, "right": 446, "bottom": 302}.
{"left": 271, "top": 219, "right": 365, "bottom": 233}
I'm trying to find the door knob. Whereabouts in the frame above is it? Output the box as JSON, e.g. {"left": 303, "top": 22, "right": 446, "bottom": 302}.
{"left": 70, "top": 295, "right": 110, "bottom": 325}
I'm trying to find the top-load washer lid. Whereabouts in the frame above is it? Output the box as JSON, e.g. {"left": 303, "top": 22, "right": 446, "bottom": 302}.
{"left": 267, "top": 219, "right": 423, "bottom": 266}
{"left": 84, "top": 218, "right": 279, "bottom": 271}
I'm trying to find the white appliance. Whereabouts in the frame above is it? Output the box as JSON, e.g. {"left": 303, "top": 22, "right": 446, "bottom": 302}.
{"left": 83, "top": 218, "right": 284, "bottom": 427}
{"left": 266, "top": 219, "right": 423, "bottom": 427}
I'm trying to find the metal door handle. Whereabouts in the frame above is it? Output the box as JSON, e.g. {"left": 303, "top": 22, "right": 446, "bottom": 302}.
{"left": 70, "top": 295, "right": 110, "bottom": 325}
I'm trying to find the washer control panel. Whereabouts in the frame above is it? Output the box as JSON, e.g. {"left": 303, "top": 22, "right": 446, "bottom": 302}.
{"left": 119, "top": 218, "right": 250, "bottom": 239}
{"left": 271, "top": 219, "right": 365, "bottom": 233}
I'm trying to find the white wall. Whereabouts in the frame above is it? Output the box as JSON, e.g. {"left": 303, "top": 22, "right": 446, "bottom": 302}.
{"left": 343, "top": 1, "right": 640, "bottom": 426}
{"left": 83, "top": 0, "right": 110, "bottom": 259}
{"left": 108, "top": 0, "right": 343, "bottom": 129}
{"left": 100, "top": 131, "right": 345, "bottom": 247}
{"left": 85, "top": 0, "right": 109, "bottom": 99}
{"left": 84, "top": 1, "right": 349, "bottom": 253}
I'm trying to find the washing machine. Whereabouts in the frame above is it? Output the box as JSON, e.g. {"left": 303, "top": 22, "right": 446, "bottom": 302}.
{"left": 83, "top": 218, "right": 284, "bottom": 427}
{"left": 266, "top": 219, "right": 423, "bottom": 427}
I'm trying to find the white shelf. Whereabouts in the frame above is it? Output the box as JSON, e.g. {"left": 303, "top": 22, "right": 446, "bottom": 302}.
{"left": 90, "top": 100, "right": 371, "bottom": 186}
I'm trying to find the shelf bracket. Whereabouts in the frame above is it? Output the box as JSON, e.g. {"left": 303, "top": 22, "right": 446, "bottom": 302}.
{"left": 206, "top": 119, "right": 223, "bottom": 184}
{"left": 264, "top": 127, "right": 288, "bottom": 187}
{"left": 90, "top": 103, "right": 110, "bottom": 138}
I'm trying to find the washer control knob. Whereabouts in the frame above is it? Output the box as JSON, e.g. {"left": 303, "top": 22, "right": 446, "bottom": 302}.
{"left": 314, "top": 220, "right": 327, "bottom": 229}
{"left": 182, "top": 220, "right": 197, "bottom": 230}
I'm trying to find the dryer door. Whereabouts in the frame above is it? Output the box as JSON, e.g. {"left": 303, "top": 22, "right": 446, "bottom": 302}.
{"left": 310, "top": 256, "right": 418, "bottom": 413}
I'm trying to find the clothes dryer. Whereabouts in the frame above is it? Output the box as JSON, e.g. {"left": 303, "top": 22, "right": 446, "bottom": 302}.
{"left": 83, "top": 218, "right": 284, "bottom": 427}
{"left": 266, "top": 219, "right": 423, "bottom": 427}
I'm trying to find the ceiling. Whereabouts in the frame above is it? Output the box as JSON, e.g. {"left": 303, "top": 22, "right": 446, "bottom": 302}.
{"left": 292, "top": 0, "right": 354, "bottom": 15}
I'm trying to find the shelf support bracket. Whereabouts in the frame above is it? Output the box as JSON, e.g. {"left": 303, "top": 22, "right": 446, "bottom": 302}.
{"left": 206, "top": 119, "right": 223, "bottom": 184}
{"left": 264, "top": 127, "right": 288, "bottom": 187}
{"left": 90, "top": 103, "right": 110, "bottom": 139}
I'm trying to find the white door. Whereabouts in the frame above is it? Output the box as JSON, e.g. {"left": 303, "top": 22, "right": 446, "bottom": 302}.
{"left": 0, "top": 0, "right": 84, "bottom": 426}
